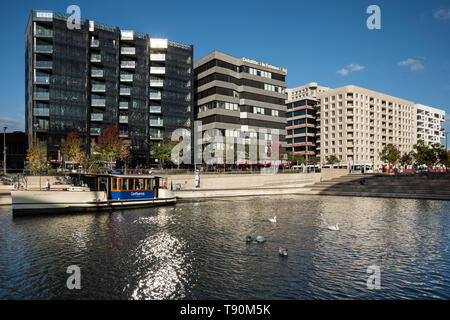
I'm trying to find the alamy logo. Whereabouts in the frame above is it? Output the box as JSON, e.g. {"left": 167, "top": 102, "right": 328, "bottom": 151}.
{"left": 66, "top": 265, "right": 81, "bottom": 290}
{"left": 366, "top": 265, "right": 381, "bottom": 289}
{"left": 66, "top": 5, "right": 81, "bottom": 30}
{"left": 366, "top": 5, "right": 381, "bottom": 30}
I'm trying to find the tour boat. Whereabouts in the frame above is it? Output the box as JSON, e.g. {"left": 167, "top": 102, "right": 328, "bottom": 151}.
{"left": 11, "top": 173, "right": 176, "bottom": 216}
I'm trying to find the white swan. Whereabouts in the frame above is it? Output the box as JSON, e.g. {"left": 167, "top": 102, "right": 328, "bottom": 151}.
{"left": 269, "top": 216, "right": 277, "bottom": 223}
{"left": 328, "top": 223, "right": 339, "bottom": 231}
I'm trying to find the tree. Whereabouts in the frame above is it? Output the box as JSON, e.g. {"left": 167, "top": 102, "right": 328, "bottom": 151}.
{"left": 151, "top": 141, "right": 177, "bottom": 168}
{"left": 82, "top": 153, "right": 104, "bottom": 173}
{"left": 287, "top": 151, "right": 306, "bottom": 165}
{"left": 61, "top": 132, "right": 85, "bottom": 164}
{"left": 308, "top": 156, "right": 320, "bottom": 165}
{"left": 379, "top": 143, "right": 400, "bottom": 169}
{"left": 412, "top": 140, "right": 434, "bottom": 167}
{"left": 26, "top": 141, "right": 49, "bottom": 190}
{"left": 399, "top": 152, "right": 413, "bottom": 169}
{"left": 326, "top": 154, "right": 340, "bottom": 165}
{"left": 430, "top": 143, "right": 447, "bottom": 166}
{"left": 96, "top": 125, "right": 129, "bottom": 168}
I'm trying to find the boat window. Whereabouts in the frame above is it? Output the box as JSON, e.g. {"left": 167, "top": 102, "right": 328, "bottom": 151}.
{"left": 123, "top": 178, "right": 128, "bottom": 191}
{"left": 136, "top": 179, "right": 144, "bottom": 190}
{"left": 145, "top": 179, "right": 150, "bottom": 190}
{"left": 112, "top": 178, "right": 118, "bottom": 191}
{"left": 128, "top": 178, "right": 134, "bottom": 191}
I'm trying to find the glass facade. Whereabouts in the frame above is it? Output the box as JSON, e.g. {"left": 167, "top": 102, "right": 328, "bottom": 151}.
{"left": 26, "top": 10, "right": 194, "bottom": 166}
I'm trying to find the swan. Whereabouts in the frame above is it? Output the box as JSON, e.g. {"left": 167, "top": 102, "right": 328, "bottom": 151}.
{"left": 279, "top": 247, "right": 288, "bottom": 257}
{"left": 328, "top": 223, "right": 339, "bottom": 231}
{"left": 256, "top": 236, "right": 266, "bottom": 243}
{"left": 268, "top": 216, "right": 277, "bottom": 223}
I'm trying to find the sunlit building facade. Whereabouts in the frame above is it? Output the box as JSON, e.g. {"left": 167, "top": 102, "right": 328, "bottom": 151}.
{"left": 25, "top": 10, "right": 193, "bottom": 165}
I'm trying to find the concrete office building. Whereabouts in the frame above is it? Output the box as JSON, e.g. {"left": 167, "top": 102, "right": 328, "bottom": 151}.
{"left": 414, "top": 104, "right": 445, "bottom": 146}
{"left": 315, "top": 85, "right": 416, "bottom": 168}
{"left": 194, "top": 51, "right": 287, "bottom": 160}
{"left": 25, "top": 10, "right": 193, "bottom": 165}
{"left": 285, "top": 83, "right": 330, "bottom": 159}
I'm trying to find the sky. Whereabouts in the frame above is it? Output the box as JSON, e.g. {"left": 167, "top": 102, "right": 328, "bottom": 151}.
{"left": 0, "top": 0, "right": 449, "bottom": 141}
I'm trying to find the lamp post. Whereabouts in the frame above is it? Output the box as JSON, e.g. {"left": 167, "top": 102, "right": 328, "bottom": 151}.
{"left": 444, "top": 131, "right": 449, "bottom": 151}
{"left": 3, "top": 126, "right": 7, "bottom": 175}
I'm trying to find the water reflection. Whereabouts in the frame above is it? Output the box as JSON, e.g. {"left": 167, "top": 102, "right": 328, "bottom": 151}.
{"left": 0, "top": 195, "right": 448, "bottom": 299}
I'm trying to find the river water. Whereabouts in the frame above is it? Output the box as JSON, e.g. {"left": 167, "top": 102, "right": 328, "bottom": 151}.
{"left": 0, "top": 195, "right": 448, "bottom": 299}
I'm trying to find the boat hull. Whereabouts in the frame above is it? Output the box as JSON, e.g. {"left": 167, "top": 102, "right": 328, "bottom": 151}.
{"left": 11, "top": 189, "right": 176, "bottom": 216}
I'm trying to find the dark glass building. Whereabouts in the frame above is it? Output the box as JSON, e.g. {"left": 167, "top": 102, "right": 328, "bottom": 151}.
{"left": 25, "top": 10, "right": 193, "bottom": 166}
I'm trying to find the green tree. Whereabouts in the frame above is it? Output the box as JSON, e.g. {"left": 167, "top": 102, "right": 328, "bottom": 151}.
{"left": 430, "top": 143, "right": 447, "bottom": 166}
{"left": 308, "top": 156, "right": 320, "bottom": 165}
{"left": 399, "top": 152, "right": 413, "bottom": 169}
{"left": 82, "top": 153, "right": 104, "bottom": 173}
{"left": 287, "top": 151, "right": 306, "bottom": 165}
{"left": 412, "top": 140, "right": 434, "bottom": 166}
{"left": 26, "top": 140, "right": 49, "bottom": 190}
{"left": 379, "top": 143, "right": 400, "bottom": 169}
{"left": 151, "top": 141, "right": 178, "bottom": 168}
{"left": 326, "top": 154, "right": 340, "bottom": 165}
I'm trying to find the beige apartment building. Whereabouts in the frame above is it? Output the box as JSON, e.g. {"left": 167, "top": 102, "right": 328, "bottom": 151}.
{"left": 316, "top": 85, "right": 416, "bottom": 168}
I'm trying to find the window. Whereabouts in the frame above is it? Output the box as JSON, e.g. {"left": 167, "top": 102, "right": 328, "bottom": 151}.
{"left": 112, "top": 178, "right": 118, "bottom": 191}
{"left": 253, "top": 106, "right": 264, "bottom": 114}
{"left": 271, "top": 109, "right": 279, "bottom": 117}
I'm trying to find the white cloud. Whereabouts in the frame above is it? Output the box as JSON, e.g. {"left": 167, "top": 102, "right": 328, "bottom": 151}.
{"left": 337, "top": 68, "right": 349, "bottom": 76}
{"left": 397, "top": 58, "right": 424, "bottom": 72}
{"left": 337, "top": 64, "right": 365, "bottom": 76}
{"left": 348, "top": 64, "right": 365, "bottom": 72}
{"left": 433, "top": 8, "right": 450, "bottom": 21}
{"left": 0, "top": 117, "right": 25, "bottom": 132}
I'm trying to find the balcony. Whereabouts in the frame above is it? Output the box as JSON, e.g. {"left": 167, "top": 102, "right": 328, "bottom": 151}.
{"left": 34, "top": 92, "right": 49, "bottom": 100}
{"left": 150, "top": 131, "right": 163, "bottom": 140}
{"left": 90, "top": 53, "right": 102, "bottom": 63}
{"left": 149, "top": 118, "right": 163, "bottom": 127}
{"left": 90, "top": 39, "right": 100, "bottom": 48}
{"left": 90, "top": 128, "right": 101, "bottom": 135}
{"left": 119, "top": 101, "right": 129, "bottom": 110}
{"left": 91, "top": 69, "right": 104, "bottom": 78}
{"left": 119, "top": 115, "right": 129, "bottom": 123}
{"left": 150, "top": 67, "right": 165, "bottom": 74}
{"left": 150, "top": 38, "right": 168, "bottom": 49}
{"left": 91, "top": 98, "right": 106, "bottom": 107}
{"left": 91, "top": 84, "right": 106, "bottom": 92}
{"left": 33, "top": 108, "right": 49, "bottom": 116}
{"left": 35, "top": 45, "right": 53, "bottom": 54}
{"left": 119, "top": 131, "right": 129, "bottom": 138}
{"left": 35, "top": 61, "right": 52, "bottom": 69}
{"left": 150, "top": 53, "right": 166, "bottom": 61}
{"left": 121, "top": 61, "right": 136, "bottom": 69}
{"left": 91, "top": 113, "right": 104, "bottom": 121}
{"left": 34, "top": 75, "right": 50, "bottom": 85}
{"left": 120, "top": 74, "right": 133, "bottom": 82}
{"left": 150, "top": 79, "right": 164, "bottom": 87}
{"left": 120, "top": 87, "right": 131, "bottom": 96}
{"left": 35, "top": 28, "right": 53, "bottom": 37}
{"left": 149, "top": 105, "right": 161, "bottom": 113}
{"left": 121, "top": 47, "right": 136, "bottom": 55}
{"left": 149, "top": 91, "right": 161, "bottom": 100}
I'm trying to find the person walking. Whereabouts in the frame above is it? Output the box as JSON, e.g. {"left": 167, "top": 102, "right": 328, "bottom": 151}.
{"left": 46, "top": 179, "right": 51, "bottom": 191}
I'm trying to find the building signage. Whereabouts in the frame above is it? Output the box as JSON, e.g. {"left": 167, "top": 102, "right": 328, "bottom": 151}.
{"left": 242, "top": 57, "right": 286, "bottom": 73}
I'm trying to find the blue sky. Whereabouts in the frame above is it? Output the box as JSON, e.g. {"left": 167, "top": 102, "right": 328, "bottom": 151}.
{"left": 0, "top": 0, "right": 449, "bottom": 139}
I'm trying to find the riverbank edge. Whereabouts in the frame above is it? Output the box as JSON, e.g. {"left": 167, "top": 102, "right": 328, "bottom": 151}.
{"left": 173, "top": 188, "right": 450, "bottom": 201}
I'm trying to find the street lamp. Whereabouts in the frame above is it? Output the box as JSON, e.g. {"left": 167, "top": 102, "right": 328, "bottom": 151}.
{"left": 444, "top": 131, "right": 449, "bottom": 151}
{"left": 3, "top": 126, "right": 7, "bottom": 175}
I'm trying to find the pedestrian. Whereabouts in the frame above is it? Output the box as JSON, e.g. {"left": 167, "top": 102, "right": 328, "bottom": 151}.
{"left": 46, "top": 179, "right": 51, "bottom": 191}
